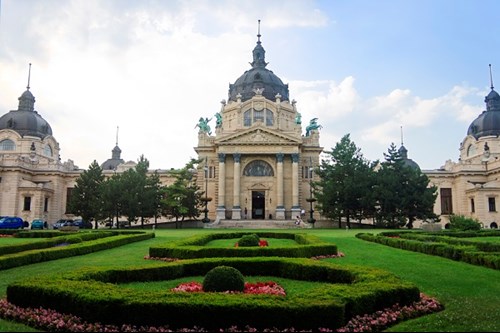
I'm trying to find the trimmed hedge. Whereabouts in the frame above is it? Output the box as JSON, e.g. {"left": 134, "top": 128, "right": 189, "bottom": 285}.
{"left": 6, "top": 257, "right": 420, "bottom": 330}
{"left": 0, "top": 231, "right": 116, "bottom": 256}
{"left": 356, "top": 230, "right": 500, "bottom": 270}
{"left": 149, "top": 232, "right": 337, "bottom": 259}
{"left": 0, "top": 231, "right": 154, "bottom": 270}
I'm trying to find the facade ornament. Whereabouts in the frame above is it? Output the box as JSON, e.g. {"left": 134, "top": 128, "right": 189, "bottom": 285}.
{"left": 233, "top": 153, "right": 241, "bottom": 163}
{"left": 218, "top": 153, "right": 226, "bottom": 163}
{"left": 253, "top": 87, "right": 265, "bottom": 96}
{"left": 276, "top": 153, "right": 284, "bottom": 163}
{"left": 275, "top": 93, "right": 281, "bottom": 102}
{"left": 484, "top": 142, "right": 491, "bottom": 158}
{"left": 291, "top": 153, "right": 299, "bottom": 163}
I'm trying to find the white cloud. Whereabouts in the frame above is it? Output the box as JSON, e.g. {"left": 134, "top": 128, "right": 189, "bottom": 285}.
{"left": 0, "top": 0, "right": 489, "bottom": 171}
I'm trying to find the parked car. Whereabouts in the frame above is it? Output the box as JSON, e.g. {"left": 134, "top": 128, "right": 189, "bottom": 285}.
{"left": 53, "top": 219, "right": 74, "bottom": 230}
{"left": 0, "top": 216, "right": 25, "bottom": 229}
{"left": 73, "top": 219, "right": 92, "bottom": 229}
{"left": 31, "top": 219, "right": 46, "bottom": 230}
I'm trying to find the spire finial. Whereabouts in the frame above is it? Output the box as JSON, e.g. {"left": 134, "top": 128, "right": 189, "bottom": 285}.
{"left": 257, "top": 19, "right": 261, "bottom": 44}
{"left": 27, "top": 63, "right": 32, "bottom": 90}
{"left": 400, "top": 126, "right": 404, "bottom": 146}
{"left": 489, "top": 64, "right": 494, "bottom": 90}
{"left": 116, "top": 126, "right": 119, "bottom": 146}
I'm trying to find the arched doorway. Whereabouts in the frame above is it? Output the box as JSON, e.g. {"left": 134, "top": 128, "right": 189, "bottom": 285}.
{"left": 252, "top": 191, "right": 265, "bottom": 219}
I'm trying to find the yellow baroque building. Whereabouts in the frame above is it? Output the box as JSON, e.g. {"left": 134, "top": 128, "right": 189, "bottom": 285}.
{"left": 425, "top": 83, "right": 500, "bottom": 229}
{"left": 194, "top": 32, "right": 322, "bottom": 223}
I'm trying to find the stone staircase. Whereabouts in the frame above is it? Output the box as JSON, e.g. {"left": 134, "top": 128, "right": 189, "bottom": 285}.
{"left": 204, "top": 219, "right": 312, "bottom": 229}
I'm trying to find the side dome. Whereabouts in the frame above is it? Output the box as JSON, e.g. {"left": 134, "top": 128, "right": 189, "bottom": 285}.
{"left": 0, "top": 88, "right": 53, "bottom": 139}
{"left": 399, "top": 145, "right": 420, "bottom": 170}
{"left": 467, "top": 88, "right": 500, "bottom": 139}
{"left": 228, "top": 32, "right": 289, "bottom": 103}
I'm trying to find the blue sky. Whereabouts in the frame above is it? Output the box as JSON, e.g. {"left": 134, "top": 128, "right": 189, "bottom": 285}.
{"left": 0, "top": 0, "right": 498, "bottom": 170}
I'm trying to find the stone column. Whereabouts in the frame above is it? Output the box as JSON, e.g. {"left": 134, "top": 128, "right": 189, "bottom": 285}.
{"left": 291, "top": 153, "right": 301, "bottom": 218}
{"left": 275, "top": 153, "right": 285, "bottom": 220}
{"left": 216, "top": 153, "right": 226, "bottom": 221}
{"left": 232, "top": 153, "right": 242, "bottom": 220}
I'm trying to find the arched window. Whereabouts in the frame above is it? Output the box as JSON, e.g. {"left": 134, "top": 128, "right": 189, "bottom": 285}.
{"left": 0, "top": 139, "right": 15, "bottom": 151}
{"left": 244, "top": 110, "right": 251, "bottom": 127}
{"left": 467, "top": 144, "right": 476, "bottom": 157}
{"left": 243, "top": 108, "right": 274, "bottom": 127}
{"left": 266, "top": 109, "right": 274, "bottom": 126}
{"left": 44, "top": 144, "right": 53, "bottom": 157}
{"left": 243, "top": 160, "right": 274, "bottom": 176}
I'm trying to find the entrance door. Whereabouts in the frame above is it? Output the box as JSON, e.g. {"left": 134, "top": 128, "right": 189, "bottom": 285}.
{"left": 252, "top": 191, "right": 265, "bottom": 219}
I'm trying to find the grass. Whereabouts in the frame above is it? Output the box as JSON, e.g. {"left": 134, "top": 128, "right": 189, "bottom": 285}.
{"left": 1, "top": 228, "right": 499, "bottom": 332}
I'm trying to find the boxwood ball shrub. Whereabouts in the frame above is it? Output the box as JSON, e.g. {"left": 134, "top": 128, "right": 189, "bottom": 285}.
{"left": 203, "top": 265, "right": 245, "bottom": 292}
{"left": 238, "top": 234, "right": 260, "bottom": 247}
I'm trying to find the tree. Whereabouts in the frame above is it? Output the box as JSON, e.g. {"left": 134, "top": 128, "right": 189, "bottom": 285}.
{"left": 374, "top": 143, "right": 437, "bottom": 228}
{"left": 68, "top": 160, "right": 105, "bottom": 229}
{"left": 119, "top": 155, "right": 154, "bottom": 228}
{"left": 316, "top": 134, "right": 376, "bottom": 228}
{"left": 162, "top": 159, "right": 202, "bottom": 228}
{"left": 101, "top": 172, "right": 123, "bottom": 228}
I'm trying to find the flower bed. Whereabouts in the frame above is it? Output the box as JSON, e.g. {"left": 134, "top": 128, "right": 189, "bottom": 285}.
{"left": 171, "top": 281, "right": 286, "bottom": 297}
{"left": 0, "top": 293, "right": 442, "bottom": 332}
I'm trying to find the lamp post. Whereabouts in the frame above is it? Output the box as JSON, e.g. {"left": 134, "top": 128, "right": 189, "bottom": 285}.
{"left": 306, "top": 158, "right": 316, "bottom": 226}
{"left": 201, "top": 157, "right": 212, "bottom": 223}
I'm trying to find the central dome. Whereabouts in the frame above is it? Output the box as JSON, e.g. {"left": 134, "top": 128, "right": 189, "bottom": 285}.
{"left": 228, "top": 32, "right": 289, "bottom": 103}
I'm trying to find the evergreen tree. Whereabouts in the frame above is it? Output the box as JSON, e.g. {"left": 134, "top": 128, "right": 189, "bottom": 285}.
{"left": 101, "top": 172, "right": 123, "bottom": 228}
{"left": 68, "top": 160, "right": 105, "bottom": 229}
{"left": 316, "top": 134, "right": 375, "bottom": 228}
{"left": 162, "top": 159, "right": 202, "bottom": 228}
{"left": 375, "top": 143, "right": 437, "bottom": 228}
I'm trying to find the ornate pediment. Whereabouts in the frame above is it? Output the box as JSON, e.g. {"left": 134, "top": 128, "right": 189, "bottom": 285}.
{"left": 215, "top": 126, "right": 301, "bottom": 146}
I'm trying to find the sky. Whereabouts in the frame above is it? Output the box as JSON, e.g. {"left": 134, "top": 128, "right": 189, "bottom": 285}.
{"left": 0, "top": 0, "right": 499, "bottom": 171}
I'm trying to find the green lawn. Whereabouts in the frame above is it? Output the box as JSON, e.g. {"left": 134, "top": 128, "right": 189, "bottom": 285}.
{"left": 1, "top": 228, "right": 499, "bottom": 332}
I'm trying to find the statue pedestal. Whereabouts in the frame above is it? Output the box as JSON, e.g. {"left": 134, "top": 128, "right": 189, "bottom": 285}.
{"left": 232, "top": 207, "right": 242, "bottom": 220}
{"left": 275, "top": 207, "right": 285, "bottom": 220}
{"left": 216, "top": 207, "right": 226, "bottom": 221}
{"left": 291, "top": 208, "right": 301, "bottom": 220}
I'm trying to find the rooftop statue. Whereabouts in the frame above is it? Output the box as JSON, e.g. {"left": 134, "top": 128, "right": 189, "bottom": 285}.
{"left": 195, "top": 117, "right": 212, "bottom": 135}
{"left": 305, "top": 118, "right": 322, "bottom": 136}
{"left": 215, "top": 112, "right": 222, "bottom": 128}
{"left": 295, "top": 112, "right": 302, "bottom": 125}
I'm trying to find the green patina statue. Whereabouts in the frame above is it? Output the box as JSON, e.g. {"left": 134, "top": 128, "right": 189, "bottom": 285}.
{"left": 305, "top": 118, "right": 322, "bottom": 136}
{"left": 195, "top": 117, "right": 212, "bottom": 135}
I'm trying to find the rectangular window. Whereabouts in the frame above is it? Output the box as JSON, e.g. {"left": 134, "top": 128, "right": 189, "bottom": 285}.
{"left": 66, "top": 188, "right": 74, "bottom": 214}
{"left": 23, "top": 196, "right": 31, "bottom": 211}
{"left": 207, "top": 166, "right": 215, "bottom": 178}
{"left": 488, "top": 197, "right": 496, "bottom": 212}
{"left": 440, "top": 188, "right": 453, "bottom": 215}
{"left": 44, "top": 197, "right": 49, "bottom": 212}
{"left": 470, "top": 198, "right": 475, "bottom": 213}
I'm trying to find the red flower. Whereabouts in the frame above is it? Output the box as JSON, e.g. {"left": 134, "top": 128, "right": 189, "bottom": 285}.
{"left": 258, "top": 239, "right": 268, "bottom": 247}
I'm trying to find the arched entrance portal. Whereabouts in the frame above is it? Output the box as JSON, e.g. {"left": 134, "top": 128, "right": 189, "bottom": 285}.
{"left": 252, "top": 191, "right": 265, "bottom": 219}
